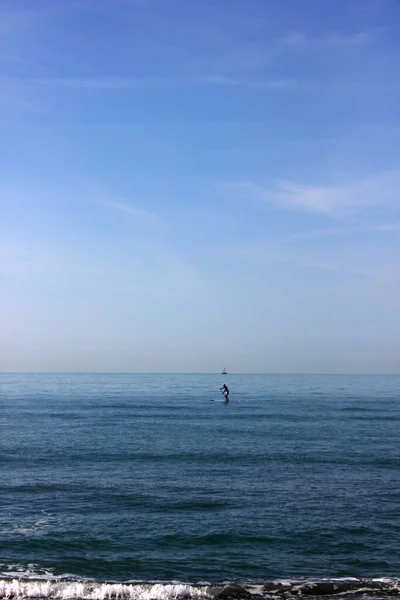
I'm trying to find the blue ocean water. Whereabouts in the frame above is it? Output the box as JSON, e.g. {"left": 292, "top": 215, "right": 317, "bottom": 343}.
{"left": 1, "top": 373, "right": 400, "bottom": 600}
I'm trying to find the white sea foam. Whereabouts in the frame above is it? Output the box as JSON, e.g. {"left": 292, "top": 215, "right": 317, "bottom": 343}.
{"left": 0, "top": 580, "right": 212, "bottom": 600}
{"left": 0, "top": 566, "right": 56, "bottom": 580}
{"left": 2, "top": 577, "right": 400, "bottom": 600}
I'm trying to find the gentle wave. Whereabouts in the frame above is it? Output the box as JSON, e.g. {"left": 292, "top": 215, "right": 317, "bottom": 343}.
{"left": 1, "top": 577, "right": 400, "bottom": 600}
{"left": 0, "top": 580, "right": 210, "bottom": 600}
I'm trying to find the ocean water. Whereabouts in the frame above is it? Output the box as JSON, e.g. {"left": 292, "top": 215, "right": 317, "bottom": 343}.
{"left": 1, "top": 373, "right": 400, "bottom": 600}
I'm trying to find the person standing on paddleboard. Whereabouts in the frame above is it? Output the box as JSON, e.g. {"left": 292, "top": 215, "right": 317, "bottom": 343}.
{"left": 220, "top": 384, "right": 229, "bottom": 400}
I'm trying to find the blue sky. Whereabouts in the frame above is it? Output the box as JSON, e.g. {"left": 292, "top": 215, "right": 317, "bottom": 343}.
{"left": 1, "top": 0, "right": 400, "bottom": 373}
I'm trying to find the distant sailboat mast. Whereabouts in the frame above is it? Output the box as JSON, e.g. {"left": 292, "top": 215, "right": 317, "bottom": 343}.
{"left": 222, "top": 366, "right": 227, "bottom": 375}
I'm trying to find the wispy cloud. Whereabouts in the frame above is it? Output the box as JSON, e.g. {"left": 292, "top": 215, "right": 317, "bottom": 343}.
{"left": 280, "top": 222, "right": 400, "bottom": 242}
{"left": 227, "top": 242, "right": 397, "bottom": 282}
{"left": 228, "top": 222, "right": 400, "bottom": 250}
{"left": 282, "top": 28, "right": 382, "bottom": 47}
{"left": 197, "top": 76, "right": 295, "bottom": 89}
{"left": 3, "top": 75, "right": 296, "bottom": 91}
{"left": 226, "top": 169, "right": 400, "bottom": 218}
{"left": 224, "top": 169, "right": 400, "bottom": 282}
{"left": 95, "top": 199, "right": 159, "bottom": 221}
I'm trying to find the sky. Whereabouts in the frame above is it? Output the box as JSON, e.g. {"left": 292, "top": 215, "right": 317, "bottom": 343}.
{"left": 1, "top": 0, "right": 400, "bottom": 374}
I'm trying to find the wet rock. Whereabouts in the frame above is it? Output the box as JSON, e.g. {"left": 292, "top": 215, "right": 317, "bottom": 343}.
{"left": 216, "top": 585, "right": 252, "bottom": 599}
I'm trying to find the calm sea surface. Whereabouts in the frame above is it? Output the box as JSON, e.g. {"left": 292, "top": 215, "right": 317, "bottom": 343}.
{"left": 1, "top": 373, "right": 400, "bottom": 600}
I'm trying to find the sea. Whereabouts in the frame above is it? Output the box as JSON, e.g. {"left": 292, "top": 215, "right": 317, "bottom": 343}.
{"left": 1, "top": 373, "right": 400, "bottom": 600}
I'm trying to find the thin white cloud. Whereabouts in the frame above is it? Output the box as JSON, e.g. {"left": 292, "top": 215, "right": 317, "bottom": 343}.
{"left": 227, "top": 169, "right": 400, "bottom": 217}
{"left": 227, "top": 242, "right": 397, "bottom": 282}
{"left": 198, "top": 76, "right": 296, "bottom": 89}
{"left": 4, "top": 76, "right": 296, "bottom": 91}
{"left": 280, "top": 222, "right": 400, "bottom": 242}
{"left": 282, "top": 28, "right": 381, "bottom": 47}
{"left": 95, "top": 199, "right": 159, "bottom": 221}
{"left": 229, "top": 222, "right": 400, "bottom": 248}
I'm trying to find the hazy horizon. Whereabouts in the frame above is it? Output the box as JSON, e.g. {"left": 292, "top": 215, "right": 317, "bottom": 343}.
{"left": 2, "top": 371, "right": 400, "bottom": 376}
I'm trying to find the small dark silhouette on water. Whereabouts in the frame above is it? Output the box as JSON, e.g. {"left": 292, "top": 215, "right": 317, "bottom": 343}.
{"left": 220, "top": 384, "right": 229, "bottom": 401}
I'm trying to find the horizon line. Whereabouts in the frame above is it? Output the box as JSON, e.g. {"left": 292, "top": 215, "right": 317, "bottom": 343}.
{"left": 1, "top": 371, "right": 399, "bottom": 376}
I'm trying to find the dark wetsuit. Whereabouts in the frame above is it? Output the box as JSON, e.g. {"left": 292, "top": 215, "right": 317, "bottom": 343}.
{"left": 220, "top": 384, "right": 229, "bottom": 399}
